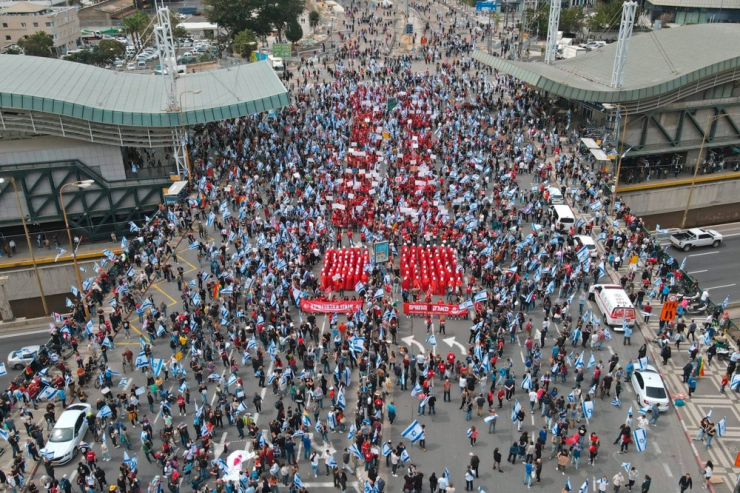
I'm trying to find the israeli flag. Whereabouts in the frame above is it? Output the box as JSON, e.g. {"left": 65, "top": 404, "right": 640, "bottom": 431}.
{"left": 293, "top": 473, "right": 304, "bottom": 489}
{"left": 206, "top": 212, "right": 215, "bottom": 227}
{"left": 400, "top": 449, "right": 410, "bottom": 462}
{"left": 521, "top": 373, "right": 532, "bottom": 390}
{"left": 588, "top": 353, "right": 596, "bottom": 370}
{"left": 638, "top": 357, "right": 649, "bottom": 371}
{"left": 97, "top": 405, "right": 112, "bottom": 418}
{"left": 574, "top": 353, "right": 584, "bottom": 369}
{"left": 401, "top": 420, "right": 424, "bottom": 443}
{"left": 348, "top": 444, "right": 363, "bottom": 459}
{"left": 612, "top": 397, "right": 621, "bottom": 407}
{"left": 511, "top": 400, "right": 522, "bottom": 422}
{"left": 71, "top": 285, "right": 79, "bottom": 297}
{"left": 0, "top": 364, "right": 6, "bottom": 377}
{"left": 349, "top": 337, "right": 365, "bottom": 354}
{"left": 567, "top": 391, "right": 575, "bottom": 403}
{"left": 227, "top": 374, "right": 237, "bottom": 387}
{"left": 411, "top": 383, "right": 423, "bottom": 397}
{"left": 65, "top": 297, "right": 75, "bottom": 309}
{"left": 565, "top": 479, "right": 572, "bottom": 492}
{"left": 135, "top": 352, "right": 149, "bottom": 368}
{"left": 731, "top": 374, "right": 740, "bottom": 391}
{"left": 718, "top": 417, "right": 727, "bottom": 437}
{"left": 336, "top": 387, "right": 346, "bottom": 409}
{"left": 632, "top": 429, "right": 647, "bottom": 452}
{"left": 425, "top": 334, "right": 437, "bottom": 346}
{"left": 348, "top": 423, "right": 356, "bottom": 440}
{"left": 582, "top": 401, "right": 594, "bottom": 419}
{"left": 579, "top": 480, "right": 589, "bottom": 493}
{"left": 37, "top": 386, "right": 58, "bottom": 401}
{"left": 722, "top": 296, "right": 730, "bottom": 310}
{"left": 382, "top": 442, "right": 392, "bottom": 456}
{"left": 473, "top": 290, "right": 488, "bottom": 302}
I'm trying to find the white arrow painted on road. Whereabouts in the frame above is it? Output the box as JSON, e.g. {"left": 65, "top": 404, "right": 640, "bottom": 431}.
{"left": 443, "top": 337, "right": 467, "bottom": 355}
{"left": 401, "top": 336, "right": 425, "bottom": 353}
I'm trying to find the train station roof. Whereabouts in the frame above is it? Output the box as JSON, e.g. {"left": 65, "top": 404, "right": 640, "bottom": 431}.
{"left": 472, "top": 23, "right": 740, "bottom": 103}
{"left": 0, "top": 54, "right": 289, "bottom": 127}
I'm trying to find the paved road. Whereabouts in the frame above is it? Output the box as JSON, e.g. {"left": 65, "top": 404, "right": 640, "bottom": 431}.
{"left": 664, "top": 222, "right": 740, "bottom": 304}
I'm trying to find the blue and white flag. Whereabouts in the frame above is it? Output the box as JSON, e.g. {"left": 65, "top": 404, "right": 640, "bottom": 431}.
{"left": 582, "top": 401, "right": 594, "bottom": 419}
{"left": 425, "top": 334, "right": 437, "bottom": 346}
{"left": 348, "top": 423, "right": 356, "bottom": 440}
{"left": 565, "top": 479, "right": 572, "bottom": 492}
{"left": 410, "top": 383, "right": 423, "bottom": 397}
{"left": 400, "top": 449, "right": 410, "bottom": 462}
{"left": 718, "top": 417, "right": 727, "bottom": 437}
{"left": 37, "top": 386, "right": 58, "bottom": 401}
{"left": 0, "top": 364, "right": 6, "bottom": 377}
{"left": 473, "top": 291, "right": 488, "bottom": 302}
{"left": 638, "top": 357, "right": 649, "bottom": 371}
{"left": 588, "top": 353, "right": 596, "bottom": 370}
{"left": 401, "top": 420, "right": 424, "bottom": 443}
{"left": 521, "top": 373, "right": 532, "bottom": 389}
{"left": 347, "top": 444, "right": 363, "bottom": 459}
{"left": 336, "top": 387, "right": 346, "bottom": 409}
{"left": 293, "top": 473, "right": 304, "bottom": 489}
{"left": 574, "top": 353, "right": 584, "bottom": 369}
{"left": 382, "top": 442, "right": 392, "bottom": 456}
{"left": 511, "top": 400, "right": 522, "bottom": 422}
{"left": 579, "top": 480, "right": 589, "bottom": 493}
{"left": 97, "top": 405, "right": 112, "bottom": 418}
{"left": 622, "top": 462, "right": 631, "bottom": 472}
{"left": 633, "top": 429, "right": 647, "bottom": 452}
{"left": 722, "top": 296, "right": 730, "bottom": 310}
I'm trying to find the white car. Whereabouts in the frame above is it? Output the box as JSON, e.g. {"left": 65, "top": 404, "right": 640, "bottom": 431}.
{"left": 41, "top": 403, "right": 92, "bottom": 465}
{"left": 631, "top": 365, "right": 670, "bottom": 412}
{"left": 575, "top": 235, "right": 598, "bottom": 258}
{"left": 8, "top": 346, "right": 40, "bottom": 370}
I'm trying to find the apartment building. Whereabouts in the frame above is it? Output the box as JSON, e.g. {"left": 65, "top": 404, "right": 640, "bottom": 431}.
{"left": 0, "top": 2, "right": 81, "bottom": 54}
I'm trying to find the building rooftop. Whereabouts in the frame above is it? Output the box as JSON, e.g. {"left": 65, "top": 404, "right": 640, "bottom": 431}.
{"left": 0, "top": 1, "right": 50, "bottom": 14}
{"left": 472, "top": 23, "right": 740, "bottom": 103}
{"left": 0, "top": 54, "right": 289, "bottom": 127}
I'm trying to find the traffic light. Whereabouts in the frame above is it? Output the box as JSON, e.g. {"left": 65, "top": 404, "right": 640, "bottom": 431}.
{"left": 405, "top": 23, "right": 413, "bottom": 34}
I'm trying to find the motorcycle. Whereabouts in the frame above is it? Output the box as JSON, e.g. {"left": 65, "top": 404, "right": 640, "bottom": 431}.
{"left": 686, "top": 302, "right": 708, "bottom": 314}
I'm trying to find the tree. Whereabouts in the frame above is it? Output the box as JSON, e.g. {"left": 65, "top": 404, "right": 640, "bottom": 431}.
{"left": 285, "top": 19, "right": 303, "bottom": 45}
{"left": 587, "top": 1, "right": 623, "bottom": 32}
{"left": 122, "top": 11, "right": 149, "bottom": 49}
{"left": 255, "top": 0, "right": 305, "bottom": 40}
{"left": 560, "top": 6, "right": 585, "bottom": 37}
{"left": 202, "top": 0, "right": 261, "bottom": 39}
{"left": 233, "top": 28, "right": 257, "bottom": 58}
{"left": 525, "top": 3, "right": 550, "bottom": 39}
{"left": 96, "top": 39, "right": 125, "bottom": 65}
{"left": 64, "top": 47, "right": 97, "bottom": 64}
{"left": 308, "top": 10, "right": 320, "bottom": 33}
{"left": 18, "top": 31, "right": 55, "bottom": 57}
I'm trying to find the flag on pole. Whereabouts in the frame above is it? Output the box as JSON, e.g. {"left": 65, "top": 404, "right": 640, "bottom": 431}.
{"left": 633, "top": 429, "right": 647, "bottom": 452}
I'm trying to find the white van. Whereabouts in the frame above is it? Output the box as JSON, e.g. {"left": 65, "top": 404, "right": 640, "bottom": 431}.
{"left": 551, "top": 205, "right": 575, "bottom": 230}
{"left": 137, "top": 60, "right": 147, "bottom": 69}
{"left": 588, "top": 284, "right": 636, "bottom": 330}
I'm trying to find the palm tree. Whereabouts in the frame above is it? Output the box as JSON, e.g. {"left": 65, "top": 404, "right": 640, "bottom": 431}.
{"left": 122, "top": 11, "right": 149, "bottom": 50}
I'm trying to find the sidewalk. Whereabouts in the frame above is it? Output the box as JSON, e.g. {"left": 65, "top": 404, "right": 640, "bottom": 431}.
{"left": 573, "top": 193, "right": 740, "bottom": 492}
{"left": 0, "top": 237, "right": 120, "bottom": 270}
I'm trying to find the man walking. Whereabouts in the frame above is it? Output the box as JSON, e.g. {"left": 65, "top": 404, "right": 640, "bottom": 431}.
{"left": 679, "top": 473, "right": 693, "bottom": 493}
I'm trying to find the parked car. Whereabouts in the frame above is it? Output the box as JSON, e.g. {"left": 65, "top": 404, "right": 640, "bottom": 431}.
{"left": 40, "top": 403, "right": 92, "bottom": 465}
{"left": 631, "top": 365, "right": 670, "bottom": 412}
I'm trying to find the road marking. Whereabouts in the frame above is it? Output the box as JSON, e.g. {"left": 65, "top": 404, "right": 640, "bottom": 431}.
{"left": 687, "top": 270, "right": 707, "bottom": 274}
{"left": 721, "top": 232, "right": 740, "bottom": 238}
{"left": 0, "top": 328, "right": 51, "bottom": 338}
{"left": 653, "top": 442, "right": 661, "bottom": 454}
{"left": 663, "top": 463, "right": 673, "bottom": 477}
{"left": 705, "top": 284, "right": 736, "bottom": 290}
{"left": 688, "top": 252, "right": 718, "bottom": 257}
{"left": 152, "top": 283, "right": 178, "bottom": 305}
{"left": 607, "top": 346, "right": 615, "bottom": 355}
{"left": 520, "top": 350, "right": 525, "bottom": 363}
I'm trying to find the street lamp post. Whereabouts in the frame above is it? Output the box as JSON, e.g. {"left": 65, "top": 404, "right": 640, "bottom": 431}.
{"left": 681, "top": 113, "right": 729, "bottom": 229}
{"left": 59, "top": 180, "right": 95, "bottom": 319}
{"left": 179, "top": 89, "right": 202, "bottom": 185}
{"left": 0, "top": 177, "right": 48, "bottom": 316}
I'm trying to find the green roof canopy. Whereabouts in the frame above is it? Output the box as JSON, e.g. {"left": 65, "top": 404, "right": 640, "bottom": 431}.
{"left": 0, "top": 55, "right": 289, "bottom": 127}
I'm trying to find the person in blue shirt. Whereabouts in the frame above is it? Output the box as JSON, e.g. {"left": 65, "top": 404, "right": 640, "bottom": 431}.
{"left": 302, "top": 433, "right": 312, "bottom": 460}
{"left": 523, "top": 461, "right": 534, "bottom": 486}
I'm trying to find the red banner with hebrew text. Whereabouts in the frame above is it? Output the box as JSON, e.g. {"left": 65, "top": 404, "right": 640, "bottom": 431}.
{"left": 300, "top": 299, "right": 363, "bottom": 314}
{"left": 403, "top": 302, "right": 468, "bottom": 317}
